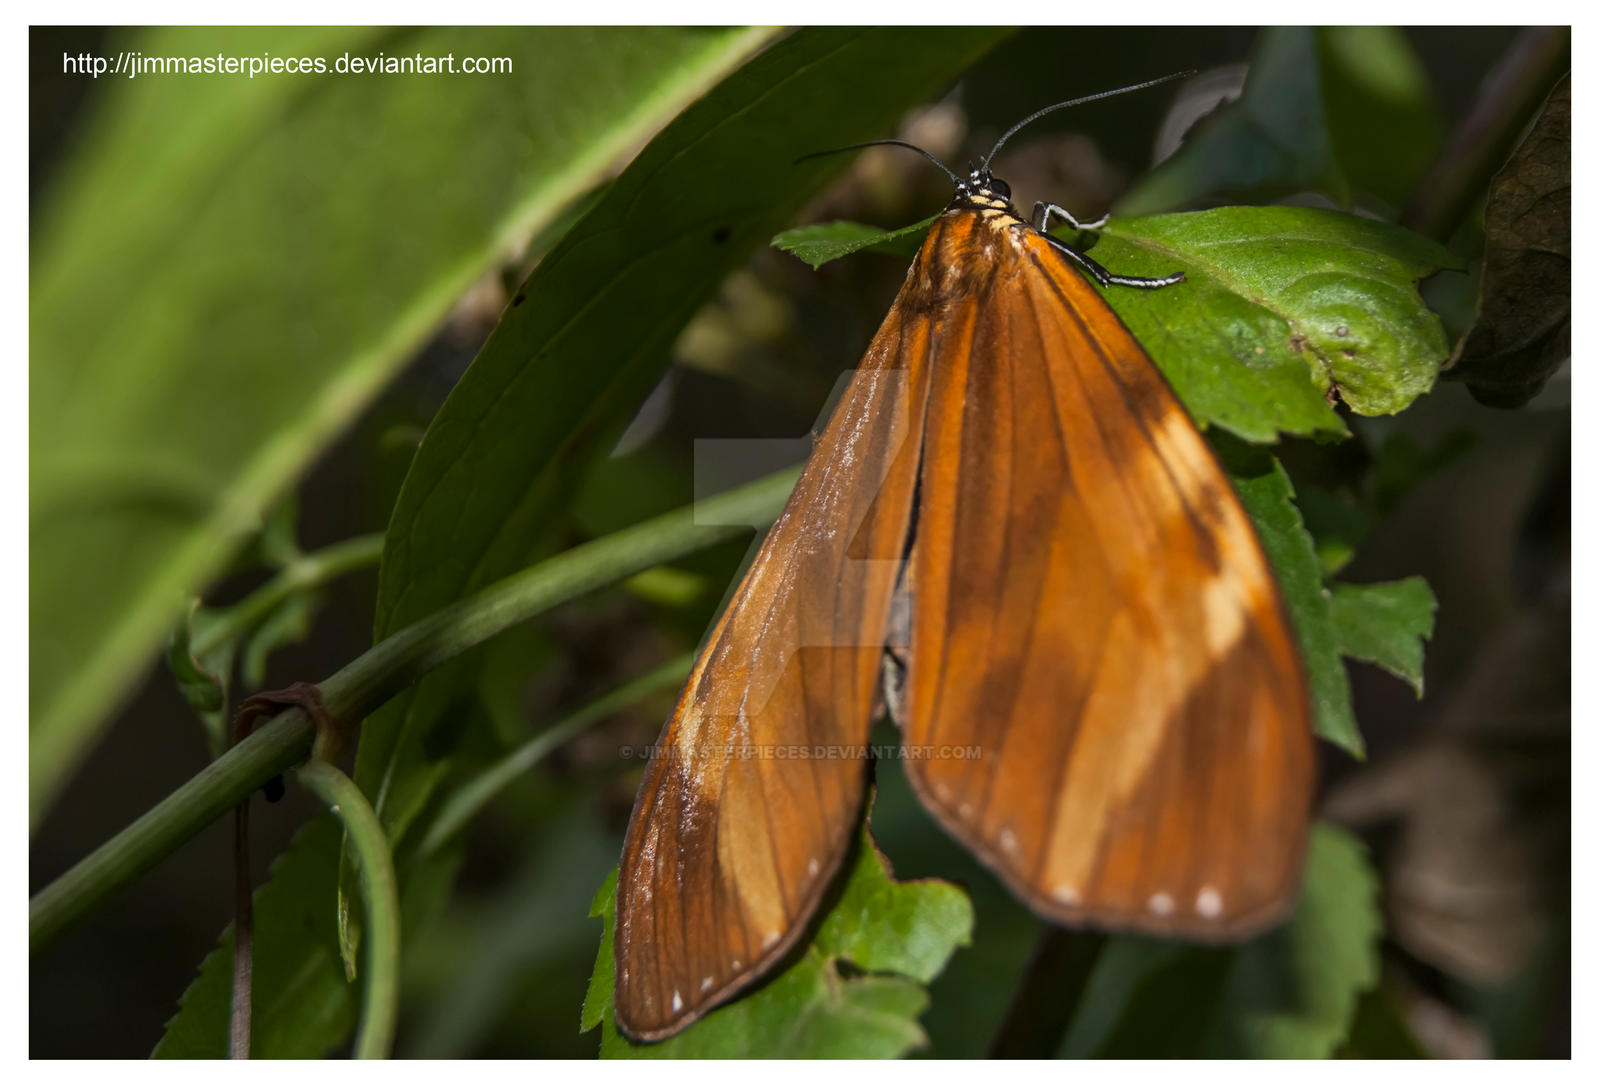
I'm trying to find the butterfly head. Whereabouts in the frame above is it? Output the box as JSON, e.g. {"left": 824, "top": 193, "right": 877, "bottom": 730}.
{"left": 956, "top": 166, "right": 1011, "bottom": 202}
{"left": 950, "top": 166, "right": 1015, "bottom": 215}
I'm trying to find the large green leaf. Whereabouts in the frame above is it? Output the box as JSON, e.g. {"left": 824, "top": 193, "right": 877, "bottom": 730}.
{"left": 1059, "top": 825, "right": 1381, "bottom": 1058}
{"left": 583, "top": 821, "right": 974, "bottom": 1058}
{"left": 774, "top": 205, "right": 1455, "bottom": 440}
{"left": 355, "top": 27, "right": 1011, "bottom": 907}
{"left": 29, "top": 25, "right": 775, "bottom": 824}
{"left": 1093, "top": 208, "right": 1456, "bottom": 426}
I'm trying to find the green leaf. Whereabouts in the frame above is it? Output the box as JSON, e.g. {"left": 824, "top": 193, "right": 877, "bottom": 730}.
{"left": 1094, "top": 206, "right": 1457, "bottom": 429}
{"left": 167, "top": 600, "right": 224, "bottom": 717}
{"left": 166, "top": 600, "right": 232, "bottom": 756}
{"left": 1060, "top": 824, "right": 1382, "bottom": 1058}
{"left": 154, "top": 817, "right": 355, "bottom": 1059}
{"left": 1447, "top": 74, "right": 1570, "bottom": 408}
{"left": 153, "top": 813, "right": 463, "bottom": 1058}
{"left": 812, "top": 832, "right": 975, "bottom": 982}
{"left": 583, "top": 821, "right": 974, "bottom": 1058}
{"left": 29, "top": 25, "right": 777, "bottom": 825}
{"left": 579, "top": 871, "right": 620, "bottom": 1037}
{"left": 1218, "top": 438, "right": 1362, "bottom": 757}
{"left": 1330, "top": 578, "right": 1437, "bottom": 696}
{"left": 355, "top": 26, "right": 1010, "bottom": 914}
{"left": 771, "top": 216, "right": 937, "bottom": 269}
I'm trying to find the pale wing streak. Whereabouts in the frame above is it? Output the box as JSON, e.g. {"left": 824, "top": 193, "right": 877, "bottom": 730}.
{"left": 1009, "top": 278, "right": 1184, "bottom": 895}
{"left": 1020, "top": 276, "right": 1196, "bottom": 897}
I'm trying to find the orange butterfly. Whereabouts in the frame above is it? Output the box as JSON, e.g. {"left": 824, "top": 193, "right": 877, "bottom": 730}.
{"left": 614, "top": 77, "right": 1314, "bottom": 1042}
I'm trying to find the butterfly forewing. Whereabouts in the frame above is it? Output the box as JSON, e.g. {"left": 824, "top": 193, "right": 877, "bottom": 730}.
{"left": 902, "top": 209, "right": 1313, "bottom": 938}
{"left": 614, "top": 294, "right": 935, "bottom": 1041}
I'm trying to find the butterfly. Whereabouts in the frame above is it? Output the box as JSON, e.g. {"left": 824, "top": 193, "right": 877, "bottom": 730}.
{"left": 613, "top": 76, "right": 1314, "bottom": 1042}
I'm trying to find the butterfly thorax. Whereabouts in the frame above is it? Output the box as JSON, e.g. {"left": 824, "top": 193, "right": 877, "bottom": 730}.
{"left": 903, "top": 173, "right": 1029, "bottom": 313}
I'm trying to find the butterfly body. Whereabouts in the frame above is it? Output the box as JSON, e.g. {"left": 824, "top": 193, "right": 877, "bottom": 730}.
{"left": 614, "top": 166, "right": 1314, "bottom": 1042}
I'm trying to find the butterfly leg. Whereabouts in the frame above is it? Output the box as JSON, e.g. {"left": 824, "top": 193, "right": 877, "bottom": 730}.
{"left": 1041, "top": 232, "right": 1186, "bottom": 290}
{"left": 1032, "top": 201, "right": 1110, "bottom": 233}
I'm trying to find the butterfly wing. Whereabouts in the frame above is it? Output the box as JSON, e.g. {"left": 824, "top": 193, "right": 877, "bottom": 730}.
{"left": 614, "top": 287, "right": 935, "bottom": 1040}
{"left": 903, "top": 218, "right": 1314, "bottom": 937}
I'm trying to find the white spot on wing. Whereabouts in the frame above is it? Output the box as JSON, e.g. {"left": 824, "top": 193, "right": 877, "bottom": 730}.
{"left": 997, "top": 828, "right": 1018, "bottom": 857}
{"left": 1052, "top": 885, "right": 1080, "bottom": 906}
{"left": 762, "top": 931, "right": 779, "bottom": 950}
{"left": 700, "top": 976, "right": 713, "bottom": 993}
{"left": 671, "top": 990, "right": 683, "bottom": 1013}
{"left": 1148, "top": 892, "right": 1175, "bottom": 916}
{"left": 1199, "top": 574, "right": 1248, "bottom": 658}
{"left": 808, "top": 858, "right": 820, "bottom": 877}
{"left": 1196, "top": 886, "right": 1223, "bottom": 918}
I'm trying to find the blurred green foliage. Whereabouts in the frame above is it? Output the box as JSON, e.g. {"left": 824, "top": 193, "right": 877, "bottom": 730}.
{"left": 30, "top": 25, "right": 777, "bottom": 823}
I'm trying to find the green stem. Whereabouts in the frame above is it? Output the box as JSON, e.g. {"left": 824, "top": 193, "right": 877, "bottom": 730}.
{"left": 296, "top": 761, "right": 399, "bottom": 1060}
{"left": 417, "top": 653, "right": 695, "bottom": 859}
{"left": 29, "top": 467, "right": 800, "bottom": 953}
{"left": 29, "top": 710, "right": 315, "bottom": 951}
{"left": 314, "top": 466, "right": 797, "bottom": 723}
{"left": 192, "top": 533, "right": 386, "bottom": 660}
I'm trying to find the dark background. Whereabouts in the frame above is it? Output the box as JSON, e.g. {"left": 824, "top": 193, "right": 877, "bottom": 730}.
{"left": 31, "top": 26, "right": 1568, "bottom": 1058}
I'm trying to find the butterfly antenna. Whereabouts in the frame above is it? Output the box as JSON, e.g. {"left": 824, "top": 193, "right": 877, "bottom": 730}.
{"left": 798, "top": 139, "right": 960, "bottom": 185}
{"left": 981, "top": 70, "right": 1197, "bottom": 170}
